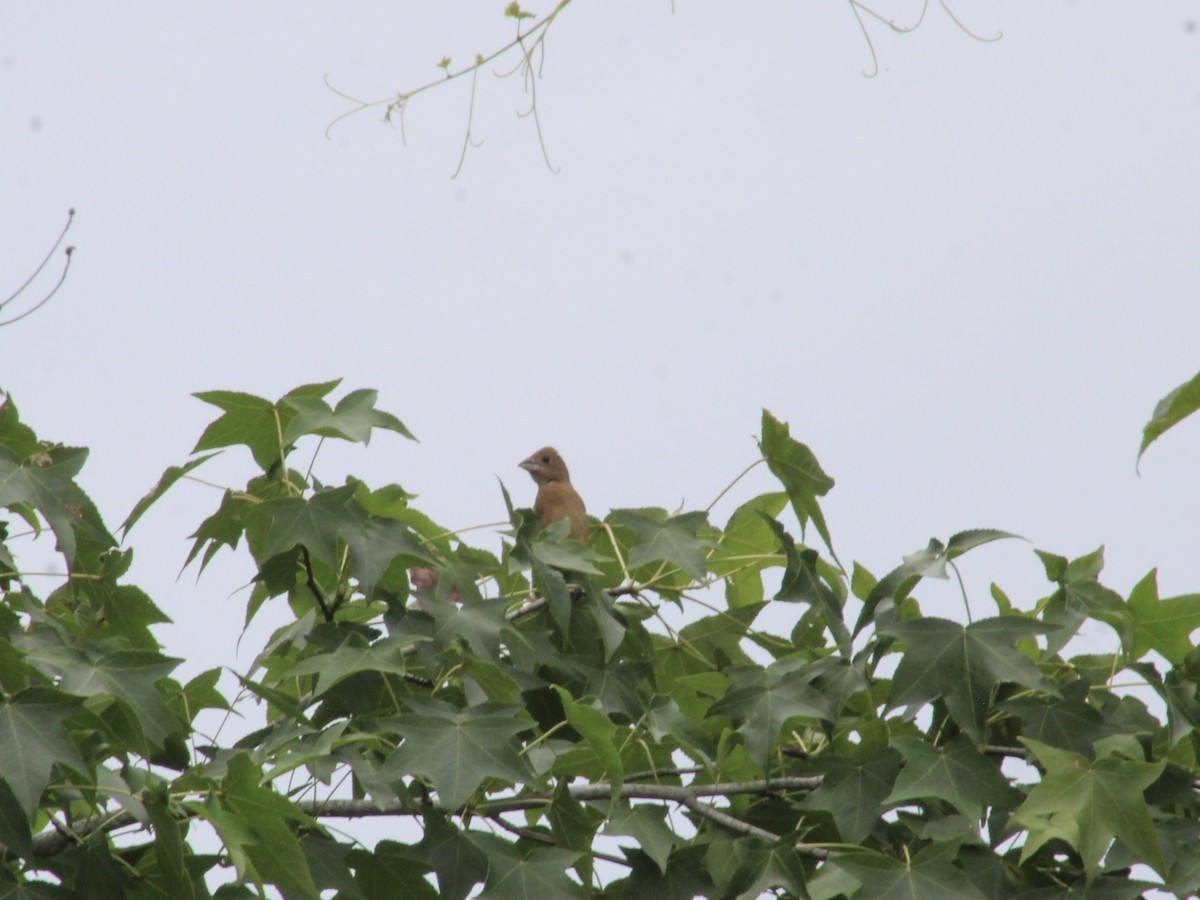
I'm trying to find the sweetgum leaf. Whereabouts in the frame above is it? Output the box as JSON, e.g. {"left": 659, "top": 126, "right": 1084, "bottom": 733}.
{"left": 882, "top": 616, "right": 1054, "bottom": 743}
{"left": 380, "top": 699, "right": 534, "bottom": 809}
{"left": 1014, "top": 739, "right": 1166, "bottom": 879}
{"left": 609, "top": 508, "right": 710, "bottom": 580}
{"left": 0, "top": 689, "right": 86, "bottom": 820}
{"left": 758, "top": 409, "right": 835, "bottom": 557}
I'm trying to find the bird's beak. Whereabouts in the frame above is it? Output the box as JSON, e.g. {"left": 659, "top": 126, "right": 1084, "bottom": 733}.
{"left": 518, "top": 457, "right": 539, "bottom": 473}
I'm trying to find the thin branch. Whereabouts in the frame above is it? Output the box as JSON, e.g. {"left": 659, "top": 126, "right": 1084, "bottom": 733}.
{"left": 0, "top": 208, "right": 74, "bottom": 314}
{"left": 0, "top": 245, "right": 75, "bottom": 327}
{"left": 301, "top": 546, "right": 334, "bottom": 621}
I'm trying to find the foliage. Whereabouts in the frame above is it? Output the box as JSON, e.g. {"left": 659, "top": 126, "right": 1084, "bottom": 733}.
{"left": 2, "top": 381, "right": 1200, "bottom": 899}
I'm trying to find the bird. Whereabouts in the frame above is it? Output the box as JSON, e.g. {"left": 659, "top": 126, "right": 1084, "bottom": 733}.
{"left": 518, "top": 446, "right": 589, "bottom": 542}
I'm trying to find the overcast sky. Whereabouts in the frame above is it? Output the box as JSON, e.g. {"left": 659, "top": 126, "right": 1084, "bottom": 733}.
{"left": 4, "top": 0, "right": 1200, "bottom": 734}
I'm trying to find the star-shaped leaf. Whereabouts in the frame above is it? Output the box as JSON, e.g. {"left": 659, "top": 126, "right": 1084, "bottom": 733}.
{"left": 609, "top": 509, "right": 710, "bottom": 580}
{"left": 414, "top": 816, "right": 488, "bottom": 900}
{"left": 802, "top": 749, "right": 902, "bottom": 843}
{"left": 252, "top": 483, "right": 429, "bottom": 597}
{"left": 470, "top": 834, "right": 586, "bottom": 900}
{"left": 0, "top": 689, "right": 86, "bottom": 820}
{"left": 379, "top": 700, "right": 534, "bottom": 809}
{"left": 57, "top": 650, "right": 183, "bottom": 750}
{"left": 882, "top": 616, "right": 1055, "bottom": 743}
{"left": 281, "top": 388, "right": 416, "bottom": 445}
{"left": 1125, "top": 568, "right": 1200, "bottom": 665}
{"left": 1013, "top": 738, "right": 1166, "bottom": 879}
{"left": 192, "top": 381, "right": 340, "bottom": 470}
{"left": 886, "top": 735, "right": 1021, "bottom": 822}
{"left": 998, "top": 680, "right": 1117, "bottom": 758}
{"left": 708, "top": 659, "right": 833, "bottom": 769}
{"left": 832, "top": 848, "right": 986, "bottom": 899}
{"left": 0, "top": 445, "right": 114, "bottom": 567}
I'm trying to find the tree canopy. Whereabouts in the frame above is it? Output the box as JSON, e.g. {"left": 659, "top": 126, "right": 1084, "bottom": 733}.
{"left": 2, "top": 375, "right": 1200, "bottom": 898}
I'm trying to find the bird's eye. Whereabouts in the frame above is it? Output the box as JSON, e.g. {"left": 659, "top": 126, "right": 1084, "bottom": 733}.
{"left": 540, "top": 455, "right": 550, "bottom": 464}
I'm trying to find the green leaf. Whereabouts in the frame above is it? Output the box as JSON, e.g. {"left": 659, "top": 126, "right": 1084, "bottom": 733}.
{"left": 146, "top": 784, "right": 195, "bottom": 900}
{"left": 58, "top": 650, "right": 183, "bottom": 750}
{"left": 121, "top": 452, "right": 220, "bottom": 536}
{"left": 1013, "top": 738, "right": 1166, "bottom": 879}
{"left": 191, "top": 389, "right": 284, "bottom": 471}
{"left": 472, "top": 836, "right": 586, "bottom": 899}
{"left": 801, "top": 749, "right": 902, "bottom": 843}
{"left": 554, "top": 688, "right": 623, "bottom": 796}
{"left": 832, "top": 848, "right": 986, "bottom": 899}
{"left": 287, "top": 634, "right": 415, "bottom": 698}
{"left": 0, "top": 769, "right": 33, "bottom": 856}
{"left": 1138, "top": 369, "right": 1200, "bottom": 465}
{"left": 998, "top": 681, "right": 1117, "bottom": 758}
{"left": 1126, "top": 568, "right": 1200, "bottom": 665}
{"left": 603, "top": 801, "right": 678, "bottom": 875}
{"left": 621, "top": 845, "right": 714, "bottom": 899}
{"left": 0, "top": 396, "right": 39, "bottom": 459}
{"left": 282, "top": 388, "right": 416, "bottom": 445}
{"left": 708, "top": 492, "right": 788, "bottom": 607}
{"left": 192, "top": 381, "right": 341, "bottom": 471}
{"left": 414, "top": 816, "right": 488, "bottom": 900}
{"left": 347, "top": 840, "right": 438, "bottom": 899}
{"left": 758, "top": 409, "right": 835, "bottom": 557}
{"left": 252, "top": 483, "right": 429, "bottom": 598}
{"left": 379, "top": 699, "right": 534, "bottom": 809}
{"left": 886, "top": 735, "right": 1020, "bottom": 822}
{"left": 764, "top": 516, "right": 851, "bottom": 656}
{"left": 609, "top": 508, "right": 710, "bottom": 580}
{"left": 852, "top": 531, "right": 1021, "bottom": 637}
{"left": 708, "top": 659, "right": 834, "bottom": 770}
{"left": 0, "top": 689, "right": 86, "bottom": 819}
{"left": 297, "top": 833, "right": 366, "bottom": 899}
{"left": 0, "top": 445, "right": 114, "bottom": 567}
{"left": 202, "top": 753, "right": 319, "bottom": 898}
{"left": 184, "top": 489, "right": 250, "bottom": 572}
{"left": 944, "top": 528, "right": 1025, "bottom": 560}
{"left": 882, "top": 616, "right": 1055, "bottom": 743}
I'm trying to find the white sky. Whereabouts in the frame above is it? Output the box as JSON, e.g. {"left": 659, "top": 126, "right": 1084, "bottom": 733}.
{"left": 3, "top": 3, "right": 1200, "bottom": 882}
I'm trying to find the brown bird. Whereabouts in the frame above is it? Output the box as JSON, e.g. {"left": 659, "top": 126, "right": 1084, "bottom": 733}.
{"left": 518, "top": 446, "right": 589, "bottom": 542}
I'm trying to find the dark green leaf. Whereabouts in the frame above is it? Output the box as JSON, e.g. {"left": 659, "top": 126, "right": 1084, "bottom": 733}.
{"left": 603, "top": 801, "right": 678, "bottom": 874}
{"left": 832, "top": 848, "right": 986, "bottom": 899}
{"left": 609, "top": 508, "right": 710, "bottom": 580}
{"left": 0, "top": 690, "right": 86, "bottom": 819}
{"left": 764, "top": 516, "right": 851, "bottom": 656}
{"left": 802, "top": 749, "right": 901, "bottom": 843}
{"left": 0, "top": 445, "right": 114, "bottom": 567}
{"left": 887, "top": 735, "right": 1021, "bottom": 822}
{"left": 708, "top": 660, "right": 833, "bottom": 769}
{"left": 380, "top": 699, "right": 534, "bottom": 809}
{"left": 758, "top": 409, "right": 835, "bottom": 557}
{"left": 882, "top": 617, "right": 1055, "bottom": 744}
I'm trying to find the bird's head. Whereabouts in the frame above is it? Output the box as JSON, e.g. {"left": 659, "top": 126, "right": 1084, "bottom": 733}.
{"left": 519, "top": 446, "right": 570, "bottom": 485}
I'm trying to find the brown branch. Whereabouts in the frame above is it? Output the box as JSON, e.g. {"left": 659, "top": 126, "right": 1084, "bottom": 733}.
{"left": 9, "top": 774, "right": 826, "bottom": 863}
